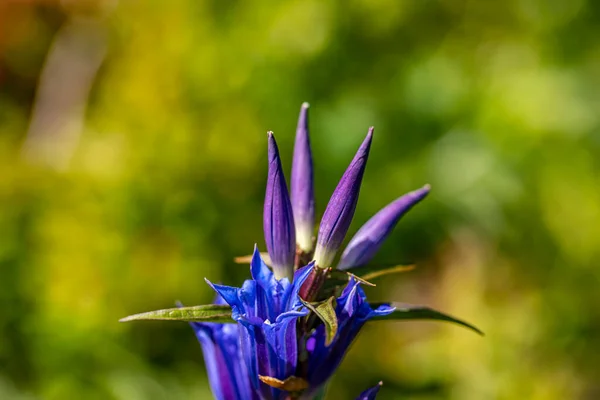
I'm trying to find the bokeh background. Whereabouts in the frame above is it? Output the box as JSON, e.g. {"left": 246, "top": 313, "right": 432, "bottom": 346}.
{"left": 1, "top": 1, "right": 599, "bottom": 399}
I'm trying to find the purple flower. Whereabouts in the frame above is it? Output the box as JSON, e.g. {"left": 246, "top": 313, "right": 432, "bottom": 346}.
{"left": 189, "top": 298, "right": 257, "bottom": 400}
{"left": 338, "top": 185, "right": 431, "bottom": 270}
{"left": 306, "top": 279, "right": 394, "bottom": 390}
{"left": 313, "top": 128, "right": 373, "bottom": 269}
{"left": 199, "top": 251, "right": 393, "bottom": 400}
{"left": 122, "top": 103, "right": 481, "bottom": 400}
{"left": 355, "top": 382, "right": 383, "bottom": 400}
{"left": 207, "top": 247, "right": 314, "bottom": 399}
{"left": 264, "top": 132, "right": 296, "bottom": 280}
{"left": 291, "top": 102, "right": 315, "bottom": 253}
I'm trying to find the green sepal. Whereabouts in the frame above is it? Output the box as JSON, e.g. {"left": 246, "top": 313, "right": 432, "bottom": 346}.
{"left": 348, "top": 263, "right": 415, "bottom": 281}
{"left": 370, "top": 302, "right": 483, "bottom": 335}
{"left": 119, "top": 304, "right": 234, "bottom": 323}
{"left": 326, "top": 264, "right": 415, "bottom": 290}
{"left": 328, "top": 270, "right": 376, "bottom": 286}
{"left": 301, "top": 296, "right": 338, "bottom": 346}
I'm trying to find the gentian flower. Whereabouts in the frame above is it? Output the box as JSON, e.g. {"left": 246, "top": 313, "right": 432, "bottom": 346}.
{"left": 188, "top": 297, "right": 256, "bottom": 400}
{"left": 313, "top": 128, "right": 372, "bottom": 269}
{"left": 264, "top": 132, "right": 296, "bottom": 280}
{"left": 121, "top": 103, "right": 482, "bottom": 400}
{"left": 291, "top": 103, "right": 315, "bottom": 254}
{"left": 338, "top": 185, "right": 431, "bottom": 270}
{"left": 207, "top": 247, "right": 314, "bottom": 399}
{"left": 305, "top": 279, "right": 394, "bottom": 391}
{"left": 355, "top": 382, "right": 382, "bottom": 400}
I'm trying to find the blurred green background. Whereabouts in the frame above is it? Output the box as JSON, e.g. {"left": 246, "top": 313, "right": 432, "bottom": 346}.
{"left": 1, "top": 1, "right": 599, "bottom": 399}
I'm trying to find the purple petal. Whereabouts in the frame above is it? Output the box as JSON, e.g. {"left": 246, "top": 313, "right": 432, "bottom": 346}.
{"left": 338, "top": 185, "right": 430, "bottom": 269}
{"left": 291, "top": 102, "right": 315, "bottom": 252}
{"left": 192, "top": 323, "right": 252, "bottom": 400}
{"left": 314, "top": 128, "right": 373, "bottom": 268}
{"left": 356, "top": 382, "right": 383, "bottom": 400}
{"left": 264, "top": 132, "right": 296, "bottom": 280}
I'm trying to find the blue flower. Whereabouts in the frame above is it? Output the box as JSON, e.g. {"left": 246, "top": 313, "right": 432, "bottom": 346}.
{"left": 313, "top": 128, "right": 373, "bottom": 269}
{"left": 338, "top": 185, "right": 431, "bottom": 270}
{"left": 199, "top": 249, "right": 393, "bottom": 400}
{"left": 264, "top": 132, "right": 296, "bottom": 280}
{"left": 189, "top": 297, "right": 257, "bottom": 400}
{"left": 207, "top": 247, "right": 315, "bottom": 399}
{"left": 355, "top": 382, "right": 383, "bottom": 400}
{"left": 122, "top": 103, "right": 481, "bottom": 400}
{"left": 305, "top": 279, "right": 394, "bottom": 391}
{"left": 291, "top": 103, "right": 315, "bottom": 254}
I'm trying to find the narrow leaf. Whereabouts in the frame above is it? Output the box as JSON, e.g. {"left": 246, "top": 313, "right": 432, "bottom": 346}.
{"left": 328, "top": 270, "right": 376, "bottom": 286}
{"left": 351, "top": 264, "right": 415, "bottom": 281}
{"left": 301, "top": 296, "right": 338, "bottom": 346}
{"left": 119, "top": 304, "right": 234, "bottom": 323}
{"left": 370, "top": 303, "right": 483, "bottom": 335}
{"left": 258, "top": 375, "right": 309, "bottom": 392}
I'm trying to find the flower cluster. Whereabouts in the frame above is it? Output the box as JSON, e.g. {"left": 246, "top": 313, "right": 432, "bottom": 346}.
{"left": 121, "top": 103, "right": 481, "bottom": 400}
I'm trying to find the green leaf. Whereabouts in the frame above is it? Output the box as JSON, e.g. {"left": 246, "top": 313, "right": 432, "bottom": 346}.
{"left": 119, "top": 304, "right": 234, "bottom": 323}
{"left": 301, "top": 296, "right": 338, "bottom": 346}
{"left": 328, "top": 270, "right": 376, "bottom": 286}
{"left": 370, "top": 303, "right": 483, "bottom": 335}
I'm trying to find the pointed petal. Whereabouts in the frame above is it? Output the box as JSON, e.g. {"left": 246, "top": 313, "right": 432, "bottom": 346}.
{"left": 314, "top": 128, "right": 373, "bottom": 268}
{"left": 291, "top": 102, "right": 316, "bottom": 252}
{"left": 264, "top": 132, "right": 296, "bottom": 280}
{"left": 356, "top": 382, "right": 383, "bottom": 400}
{"left": 251, "top": 245, "right": 276, "bottom": 288}
{"left": 205, "top": 280, "right": 241, "bottom": 311}
{"left": 339, "top": 185, "right": 430, "bottom": 269}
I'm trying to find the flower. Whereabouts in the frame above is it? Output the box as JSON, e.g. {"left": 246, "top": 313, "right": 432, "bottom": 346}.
{"left": 313, "top": 128, "right": 373, "bottom": 269}
{"left": 264, "top": 132, "right": 297, "bottom": 280}
{"left": 291, "top": 103, "right": 315, "bottom": 254}
{"left": 207, "top": 247, "right": 314, "bottom": 399}
{"left": 338, "top": 184, "right": 431, "bottom": 270}
{"left": 122, "top": 103, "right": 481, "bottom": 400}
{"left": 203, "top": 249, "right": 392, "bottom": 400}
{"left": 305, "top": 279, "right": 394, "bottom": 390}
{"left": 355, "top": 382, "right": 383, "bottom": 400}
{"left": 189, "top": 298, "right": 256, "bottom": 400}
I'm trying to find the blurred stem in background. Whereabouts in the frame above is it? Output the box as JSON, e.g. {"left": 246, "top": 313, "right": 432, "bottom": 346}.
{"left": 21, "top": 2, "right": 112, "bottom": 169}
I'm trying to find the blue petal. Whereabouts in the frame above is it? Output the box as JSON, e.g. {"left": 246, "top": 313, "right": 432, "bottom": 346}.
{"left": 251, "top": 245, "right": 275, "bottom": 286}
{"left": 306, "top": 278, "right": 386, "bottom": 389}
{"left": 205, "top": 280, "right": 242, "bottom": 312}
{"left": 184, "top": 298, "right": 256, "bottom": 400}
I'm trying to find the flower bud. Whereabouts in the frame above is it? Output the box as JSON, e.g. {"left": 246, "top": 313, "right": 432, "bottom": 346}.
{"left": 338, "top": 185, "right": 430, "bottom": 270}
{"left": 291, "top": 102, "right": 315, "bottom": 253}
{"left": 264, "top": 132, "right": 296, "bottom": 280}
{"left": 313, "top": 128, "right": 373, "bottom": 268}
